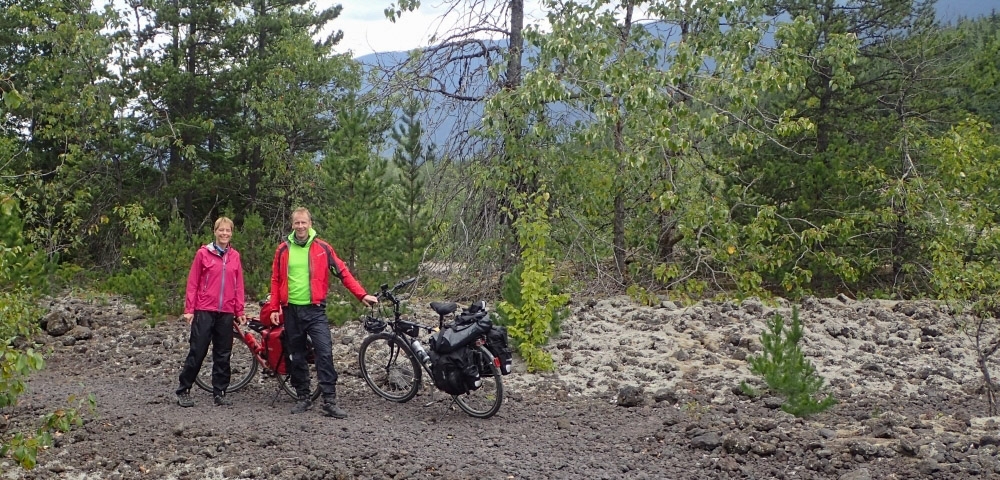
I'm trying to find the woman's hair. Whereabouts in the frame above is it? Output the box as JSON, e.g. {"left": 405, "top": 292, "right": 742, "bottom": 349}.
{"left": 214, "top": 216, "right": 235, "bottom": 231}
{"left": 290, "top": 207, "right": 312, "bottom": 222}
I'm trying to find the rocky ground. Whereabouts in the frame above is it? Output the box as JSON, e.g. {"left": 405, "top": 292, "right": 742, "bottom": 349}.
{"left": 3, "top": 292, "right": 1000, "bottom": 479}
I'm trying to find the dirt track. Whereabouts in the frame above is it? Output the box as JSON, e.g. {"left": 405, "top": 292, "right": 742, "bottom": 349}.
{"left": 4, "top": 294, "right": 1000, "bottom": 479}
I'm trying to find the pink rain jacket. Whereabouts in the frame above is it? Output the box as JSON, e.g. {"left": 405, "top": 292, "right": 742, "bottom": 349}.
{"left": 184, "top": 243, "right": 245, "bottom": 317}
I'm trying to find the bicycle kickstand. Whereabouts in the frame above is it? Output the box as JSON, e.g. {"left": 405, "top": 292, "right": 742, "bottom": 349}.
{"left": 269, "top": 383, "right": 284, "bottom": 408}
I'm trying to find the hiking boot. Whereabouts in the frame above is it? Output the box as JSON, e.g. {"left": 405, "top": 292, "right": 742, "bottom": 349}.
{"left": 213, "top": 394, "right": 232, "bottom": 406}
{"left": 177, "top": 391, "right": 194, "bottom": 408}
{"left": 321, "top": 398, "right": 348, "bottom": 419}
{"left": 291, "top": 398, "right": 312, "bottom": 414}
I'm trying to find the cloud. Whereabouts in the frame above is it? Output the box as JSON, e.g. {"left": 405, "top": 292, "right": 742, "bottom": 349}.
{"left": 331, "top": 7, "right": 444, "bottom": 57}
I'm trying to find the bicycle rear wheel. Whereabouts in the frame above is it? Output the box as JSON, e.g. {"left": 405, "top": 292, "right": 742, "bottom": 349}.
{"left": 453, "top": 345, "right": 504, "bottom": 419}
{"left": 277, "top": 360, "right": 323, "bottom": 401}
{"left": 359, "top": 333, "right": 421, "bottom": 402}
{"left": 194, "top": 332, "right": 259, "bottom": 394}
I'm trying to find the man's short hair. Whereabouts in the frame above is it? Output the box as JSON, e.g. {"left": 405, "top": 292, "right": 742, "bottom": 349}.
{"left": 291, "top": 207, "right": 312, "bottom": 222}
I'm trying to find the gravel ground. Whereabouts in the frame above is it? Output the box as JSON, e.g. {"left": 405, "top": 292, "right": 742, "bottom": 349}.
{"left": 4, "top": 293, "right": 1000, "bottom": 479}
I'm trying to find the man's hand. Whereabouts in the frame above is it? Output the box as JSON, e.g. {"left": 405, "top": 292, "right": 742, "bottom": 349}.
{"left": 270, "top": 311, "right": 281, "bottom": 325}
{"left": 361, "top": 294, "right": 378, "bottom": 307}
{"left": 237, "top": 315, "right": 247, "bottom": 325}
{"left": 183, "top": 313, "right": 194, "bottom": 325}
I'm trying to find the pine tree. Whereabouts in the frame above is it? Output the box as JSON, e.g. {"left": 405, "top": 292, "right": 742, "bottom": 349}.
{"left": 746, "top": 307, "right": 836, "bottom": 417}
{"left": 315, "top": 95, "right": 393, "bottom": 279}
{"left": 389, "top": 98, "right": 436, "bottom": 275}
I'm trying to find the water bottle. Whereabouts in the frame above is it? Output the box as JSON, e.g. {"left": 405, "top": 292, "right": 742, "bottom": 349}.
{"left": 411, "top": 339, "right": 432, "bottom": 367}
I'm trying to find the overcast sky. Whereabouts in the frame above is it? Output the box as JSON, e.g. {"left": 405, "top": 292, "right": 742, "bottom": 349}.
{"left": 319, "top": 0, "right": 546, "bottom": 58}
{"left": 321, "top": 1, "right": 444, "bottom": 57}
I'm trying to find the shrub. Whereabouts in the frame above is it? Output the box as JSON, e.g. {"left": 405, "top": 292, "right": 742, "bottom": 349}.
{"left": 105, "top": 214, "right": 200, "bottom": 319}
{"left": 496, "top": 192, "right": 570, "bottom": 372}
{"left": 0, "top": 229, "right": 89, "bottom": 470}
{"left": 745, "top": 307, "right": 836, "bottom": 417}
{"left": 239, "top": 211, "right": 275, "bottom": 302}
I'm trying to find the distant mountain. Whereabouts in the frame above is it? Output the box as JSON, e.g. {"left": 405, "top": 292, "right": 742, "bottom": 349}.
{"left": 935, "top": 0, "right": 999, "bottom": 22}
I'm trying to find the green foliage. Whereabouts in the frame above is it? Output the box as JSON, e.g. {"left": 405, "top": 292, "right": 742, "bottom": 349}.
{"left": 383, "top": 0, "right": 421, "bottom": 23}
{"left": 325, "top": 302, "right": 359, "bottom": 327}
{"left": 1, "top": 0, "right": 1000, "bottom": 371}
{"left": 239, "top": 212, "right": 274, "bottom": 302}
{"left": 738, "top": 381, "right": 761, "bottom": 398}
{"left": 0, "top": 200, "right": 46, "bottom": 342}
{"left": 0, "top": 341, "right": 45, "bottom": 409}
{"left": 746, "top": 308, "right": 836, "bottom": 417}
{"left": 1, "top": 391, "right": 94, "bottom": 470}
{"left": 497, "top": 263, "right": 524, "bottom": 319}
{"left": 1, "top": 0, "right": 126, "bottom": 265}
{"left": 918, "top": 119, "right": 1000, "bottom": 313}
{"left": 315, "top": 95, "right": 398, "bottom": 299}
{"left": 496, "top": 190, "right": 570, "bottom": 372}
{"left": 716, "top": 1, "right": 976, "bottom": 299}
{"left": 0, "top": 289, "right": 91, "bottom": 471}
{"left": 0, "top": 197, "right": 52, "bottom": 292}
{"left": 105, "top": 212, "right": 200, "bottom": 318}
{"left": 626, "top": 284, "right": 660, "bottom": 307}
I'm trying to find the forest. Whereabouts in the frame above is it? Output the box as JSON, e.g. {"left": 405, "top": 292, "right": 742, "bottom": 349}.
{"left": 1, "top": 0, "right": 1000, "bottom": 392}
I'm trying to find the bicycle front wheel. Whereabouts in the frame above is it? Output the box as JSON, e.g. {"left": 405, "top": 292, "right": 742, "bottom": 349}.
{"left": 194, "top": 332, "right": 259, "bottom": 393}
{"left": 359, "top": 333, "right": 421, "bottom": 403}
{"left": 453, "top": 345, "right": 504, "bottom": 419}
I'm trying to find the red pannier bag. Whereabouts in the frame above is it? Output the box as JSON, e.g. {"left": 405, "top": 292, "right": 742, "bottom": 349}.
{"left": 262, "top": 326, "right": 287, "bottom": 374}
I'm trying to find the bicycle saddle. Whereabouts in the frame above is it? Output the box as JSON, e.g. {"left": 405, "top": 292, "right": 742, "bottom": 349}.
{"left": 430, "top": 301, "right": 458, "bottom": 316}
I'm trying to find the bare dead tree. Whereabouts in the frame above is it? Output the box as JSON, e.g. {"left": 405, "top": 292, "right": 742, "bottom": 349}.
{"left": 969, "top": 314, "right": 1000, "bottom": 415}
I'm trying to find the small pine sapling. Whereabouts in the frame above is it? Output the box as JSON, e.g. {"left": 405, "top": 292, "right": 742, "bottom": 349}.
{"left": 746, "top": 307, "right": 836, "bottom": 417}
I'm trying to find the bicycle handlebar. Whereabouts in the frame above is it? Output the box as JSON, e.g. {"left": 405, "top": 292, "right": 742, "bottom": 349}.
{"left": 376, "top": 277, "right": 418, "bottom": 304}
{"left": 381, "top": 277, "right": 417, "bottom": 293}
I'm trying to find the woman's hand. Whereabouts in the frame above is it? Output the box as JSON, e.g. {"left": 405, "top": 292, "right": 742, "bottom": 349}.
{"left": 183, "top": 313, "right": 194, "bottom": 325}
{"left": 361, "top": 294, "right": 378, "bottom": 307}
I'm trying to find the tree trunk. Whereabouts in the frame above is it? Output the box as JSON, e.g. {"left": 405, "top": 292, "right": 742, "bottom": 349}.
{"left": 611, "top": 2, "right": 635, "bottom": 281}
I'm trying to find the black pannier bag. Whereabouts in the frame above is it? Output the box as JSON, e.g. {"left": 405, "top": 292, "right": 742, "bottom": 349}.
{"left": 485, "top": 325, "right": 514, "bottom": 375}
{"left": 429, "top": 315, "right": 492, "bottom": 354}
{"left": 429, "top": 348, "right": 481, "bottom": 395}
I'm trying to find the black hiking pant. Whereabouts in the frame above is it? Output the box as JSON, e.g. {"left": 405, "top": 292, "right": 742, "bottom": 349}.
{"left": 283, "top": 304, "right": 337, "bottom": 400}
{"left": 177, "top": 310, "right": 234, "bottom": 396}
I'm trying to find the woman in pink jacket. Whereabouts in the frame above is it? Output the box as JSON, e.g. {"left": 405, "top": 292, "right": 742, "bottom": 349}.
{"left": 175, "top": 217, "right": 246, "bottom": 407}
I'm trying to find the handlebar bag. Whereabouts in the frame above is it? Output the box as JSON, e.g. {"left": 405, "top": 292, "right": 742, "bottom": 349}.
{"left": 259, "top": 302, "right": 284, "bottom": 327}
{"left": 429, "top": 316, "right": 492, "bottom": 354}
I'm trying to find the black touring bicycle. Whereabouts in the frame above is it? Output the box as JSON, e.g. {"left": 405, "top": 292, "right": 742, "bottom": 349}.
{"left": 357, "top": 278, "right": 513, "bottom": 419}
